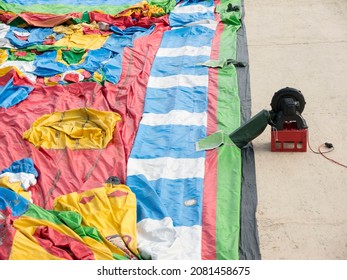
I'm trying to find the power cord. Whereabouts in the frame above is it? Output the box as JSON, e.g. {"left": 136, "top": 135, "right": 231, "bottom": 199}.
{"left": 308, "top": 132, "right": 347, "bottom": 169}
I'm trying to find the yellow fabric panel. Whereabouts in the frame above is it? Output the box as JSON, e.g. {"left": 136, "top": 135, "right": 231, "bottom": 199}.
{"left": 11, "top": 215, "right": 115, "bottom": 260}
{"left": 92, "top": 71, "right": 103, "bottom": 83}
{"left": 53, "top": 23, "right": 109, "bottom": 50}
{"left": 0, "top": 66, "right": 24, "bottom": 77}
{"left": 23, "top": 108, "right": 121, "bottom": 150}
{"left": 0, "top": 177, "right": 31, "bottom": 201}
{"left": 54, "top": 33, "right": 108, "bottom": 50}
{"left": 53, "top": 22, "right": 99, "bottom": 35}
{"left": 0, "top": 49, "right": 8, "bottom": 64}
{"left": 44, "top": 75, "right": 61, "bottom": 86}
{"left": 54, "top": 183, "right": 140, "bottom": 259}
{"left": 115, "top": 1, "right": 165, "bottom": 18}
{"left": 10, "top": 225, "right": 64, "bottom": 260}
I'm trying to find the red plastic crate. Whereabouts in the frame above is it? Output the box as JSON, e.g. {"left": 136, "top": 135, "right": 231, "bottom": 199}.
{"left": 271, "top": 126, "right": 308, "bottom": 152}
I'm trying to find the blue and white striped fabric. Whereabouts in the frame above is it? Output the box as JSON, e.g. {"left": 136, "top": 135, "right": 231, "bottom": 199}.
{"left": 169, "top": 0, "right": 215, "bottom": 27}
{"left": 126, "top": 0, "right": 216, "bottom": 260}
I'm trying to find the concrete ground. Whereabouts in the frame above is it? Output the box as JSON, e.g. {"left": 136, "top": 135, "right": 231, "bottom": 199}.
{"left": 244, "top": 0, "right": 347, "bottom": 259}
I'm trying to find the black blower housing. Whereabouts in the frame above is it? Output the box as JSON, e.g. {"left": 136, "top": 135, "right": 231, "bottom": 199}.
{"left": 270, "top": 87, "right": 308, "bottom": 130}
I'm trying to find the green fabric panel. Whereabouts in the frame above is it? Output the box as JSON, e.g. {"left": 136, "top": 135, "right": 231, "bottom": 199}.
{"left": 216, "top": 138, "right": 241, "bottom": 260}
{"left": 216, "top": 0, "right": 242, "bottom": 260}
{"left": 62, "top": 48, "right": 85, "bottom": 65}
{"left": 8, "top": 51, "right": 36, "bottom": 62}
{"left": 196, "top": 130, "right": 225, "bottom": 151}
{"left": 112, "top": 253, "right": 129, "bottom": 260}
{"left": 25, "top": 45, "right": 67, "bottom": 52}
{"left": 56, "top": 210, "right": 82, "bottom": 228}
{"left": 82, "top": 226, "right": 102, "bottom": 241}
{"left": 199, "top": 59, "right": 228, "bottom": 68}
{"left": 149, "top": 0, "right": 176, "bottom": 14}
{"left": 57, "top": 211, "right": 102, "bottom": 241}
{"left": 216, "top": 0, "right": 242, "bottom": 25}
{"left": 23, "top": 203, "right": 64, "bottom": 225}
{"left": 229, "top": 109, "right": 271, "bottom": 148}
{"left": 72, "top": 11, "right": 90, "bottom": 24}
{"left": 24, "top": 204, "right": 102, "bottom": 241}
{"left": 0, "top": 1, "right": 130, "bottom": 15}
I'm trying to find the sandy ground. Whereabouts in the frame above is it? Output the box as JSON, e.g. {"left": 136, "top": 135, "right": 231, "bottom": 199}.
{"left": 244, "top": 0, "right": 347, "bottom": 259}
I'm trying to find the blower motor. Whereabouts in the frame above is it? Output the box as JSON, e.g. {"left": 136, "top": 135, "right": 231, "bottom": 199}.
{"left": 270, "top": 87, "right": 308, "bottom": 130}
{"left": 228, "top": 87, "right": 308, "bottom": 149}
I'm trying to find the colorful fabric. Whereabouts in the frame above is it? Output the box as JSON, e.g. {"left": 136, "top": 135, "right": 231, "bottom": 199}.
{"left": 0, "top": 158, "right": 38, "bottom": 201}
{"left": 54, "top": 183, "right": 140, "bottom": 260}
{"left": 0, "top": 0, "right": 246, "bottom": 260}
{"left": 8, "top": 50, "right": 37, "bottom": 62}
{"left": 5, "top": 26, "right": 63, "bottom": 49}
{"left": 53, "top": 25, "right": 109, "bottom": 50}
{"left": 1, "top": 60, "right": 36, "bottom": 82}
{"left": 0, "top": 21, "right": 166, "bottom": 209}
{"left": 0, "top": 0, "right": 135, "bottom": 15}
{"left": 0, "top": 182, "right": 140, "bottom": 260}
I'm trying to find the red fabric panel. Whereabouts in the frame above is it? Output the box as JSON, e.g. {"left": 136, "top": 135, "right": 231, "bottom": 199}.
{"left": 13, "top": 35, "right": 29, "bottom": 41}
{"left": 14, "top": 51, "right": 28, "bottom": 57}
{"left": 80, "top": 70, "right": 91, "bottom": 79}
{"left": 89, "top": 12, "right": 169, "bottom": 29}
{"left": 7, "top": 12, "right": 83, "bottom": 28}
{"left": 63, "top": 73, "right": 80, "bottom": 83}
{"left": 0, "top": 12, "right": 13, "bottom": 24}
{"left": 33, "top": 226, "right": 95, "bottom": 260}
{"left": 201, "top": 9, "right": 223, "bottom": 260}
{"left": 0, "top": 208, "right": 17, "bottom": 260}
{"left": 43, "top": 38, "right": 56, "bottom": 45}
{"left": 48, "top": 75, "right": 61, "bottom": 83}
{"left": 82, "top": 27, "right": 112, "bottom": 36}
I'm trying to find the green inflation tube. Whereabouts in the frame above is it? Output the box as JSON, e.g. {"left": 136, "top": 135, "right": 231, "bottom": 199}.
{"left": 229, "top": 109, "right": 274, "bottom": 149}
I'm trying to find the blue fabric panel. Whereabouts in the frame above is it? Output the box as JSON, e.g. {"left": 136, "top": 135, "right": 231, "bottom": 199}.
{"left": 127, "top": 175, "right": 203, "bottom": 227}
{"left": 5, "top": 27, "right": 54, "bottom": 49}
{"left": 131, "top": 124, "right": 206, "bottom": 159}
{"left": 126, "top": 1, "right": 214, "bottom": 228}
{"left": 169, "top": 0, "right": 214, "bottom": 26}
{"left": 169, "top": 12, "right": 214, "bottom": 27}
{"left": 34, "top": 49, "right": 112, "bottom": 76}
{"left": 126, "top": 175, "right": 169, "bottom": 222}
{"left": 33, "top": 51, "right": 67, "bottom": 76}
{"left": 179, "top": 0, "right": 214, "bottom": 7}
{"left": 159, "top": 25, "right": 215, "bottom": 48}
{"left": 152, "top": 177, "right": 203, "bottom": 227}
{"left": 102, "top": 53, "right": 122, "bottom": 84}
{"left": 69, "top": 48, "right": 112, "bottom": 73}
{"left": 102, "top": 34, "right": 133, "bottom": 54}
{"left": 110, "top": 25, "right": 154, "bottom": 40}
{"left": 144, "top": 86, "right": 208, "bottom": 114}
{"left": 1, "top": 158, "right": 38, "bottom": 177}
{"left": 0, "top": 78, "right": 34, "bottom": 109}
{"left": 0, "top": 188, "right": 29, "bottom": 217}
{"left": 150, "top": 55, "right": 209, "bottom": 77}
